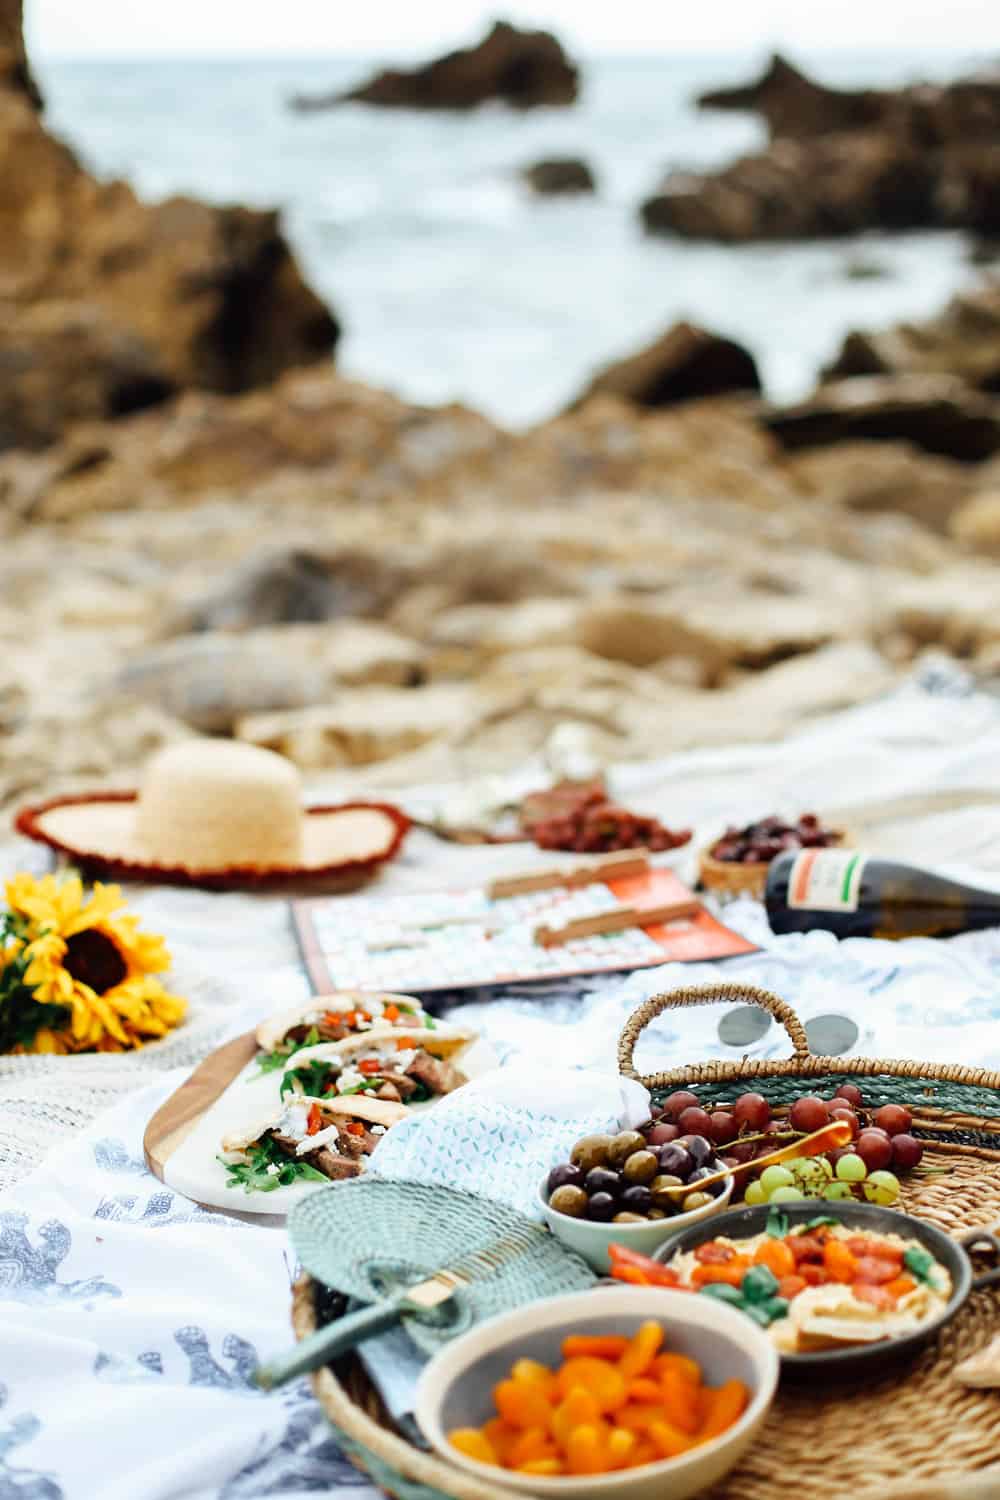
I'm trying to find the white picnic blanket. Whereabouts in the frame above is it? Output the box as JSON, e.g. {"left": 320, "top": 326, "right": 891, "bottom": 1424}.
{"left": 2, "top": 659, "right": 1000, "bottom": 1499}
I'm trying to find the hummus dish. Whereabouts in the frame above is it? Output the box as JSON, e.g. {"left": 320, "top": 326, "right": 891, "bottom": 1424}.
{"left": 669, "top": 1217, "right": 952, "bottom": 1354}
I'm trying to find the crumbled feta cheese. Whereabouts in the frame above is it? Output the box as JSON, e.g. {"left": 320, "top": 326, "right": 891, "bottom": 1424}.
{"left": 265, "top": 1162, "right": 281, "bottom": 1177}
{"left": 278, "top": 1102, "right": 310, "bottom": 1141}
{"left": 296, "top": 1123, "right": 343, "bottom": 1155}
{"left": 393, "top": 1049, "right": 417, "bottom": 1070}
{"left": 370, "top": 1125, "right": 386, "bottom": 1136}
{"left": 337, "top": 1067, "right": 365, "bottom": 1093}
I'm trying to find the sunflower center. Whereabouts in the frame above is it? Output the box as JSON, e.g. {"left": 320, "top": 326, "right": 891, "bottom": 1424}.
{"left": 63, "top": 930, "right": 128, "bottom": 994}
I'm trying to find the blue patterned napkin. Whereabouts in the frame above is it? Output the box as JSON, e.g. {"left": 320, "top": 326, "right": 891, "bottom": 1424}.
{"left": 366, "top": 1063, "right": 651, "bottom": 1219}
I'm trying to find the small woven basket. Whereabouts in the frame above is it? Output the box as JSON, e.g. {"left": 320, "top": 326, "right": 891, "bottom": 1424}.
{"left": 697, "top": 828, "right": 850, "bottom": 901}
{"left": 293, "top": 982, "right": 1000, "bottom": 1500}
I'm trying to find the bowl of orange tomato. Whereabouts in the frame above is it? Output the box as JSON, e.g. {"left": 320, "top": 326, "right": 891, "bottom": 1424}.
{"left": 415, "top": 1286, "right": 779, "bottom": 1500}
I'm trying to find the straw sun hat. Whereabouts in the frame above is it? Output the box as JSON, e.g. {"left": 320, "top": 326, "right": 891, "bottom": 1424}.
{"left": 15, "top": 740, "right": 410, "bottom": 890}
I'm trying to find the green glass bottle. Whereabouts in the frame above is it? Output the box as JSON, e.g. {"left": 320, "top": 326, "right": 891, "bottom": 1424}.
{"left": 765, "top": 849, "right": 1000, "bottom": 940}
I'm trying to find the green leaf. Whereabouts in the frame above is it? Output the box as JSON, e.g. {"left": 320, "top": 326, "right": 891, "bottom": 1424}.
{"left": 759, "top": 1296, "right": 790, "bottom": 1324}
{"left": 765, "top": 1206, "right": 790, "bottom": 1238}
{"left": 741, "top": 1265, "right": 780, "bottom": 1303}
{"left": 220, "top": 1138, "right": 329, "bottom": 1194}
{"left": 903, "top": 1246, "right": 937, "bottom": 1284}
{"left": 742, "top": 1303, "right": 773, "bottom": 1328}
{"left": 698, "top": 1283, "right": 744, "bottom": 1307}
{"left": 280, "top": 1059, "right": 333, "bottom": 1099}
{"left": 251, "top": 1026, "right": 323, "bottom": 1078}
{"left": 804, "top": 1216, "right": 839, "bottom": 1230}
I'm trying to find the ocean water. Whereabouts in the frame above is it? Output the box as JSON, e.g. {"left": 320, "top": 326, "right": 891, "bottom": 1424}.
{"left": 36, "top": 49, "right": 985, "bottom": 427}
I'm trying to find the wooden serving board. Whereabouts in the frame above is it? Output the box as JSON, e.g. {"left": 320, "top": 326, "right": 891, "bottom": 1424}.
{"left": 144, "top": 1029, "right": 258, "bottom": 1187}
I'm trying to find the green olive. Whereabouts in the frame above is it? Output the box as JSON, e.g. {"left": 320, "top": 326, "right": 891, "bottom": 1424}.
{"left": 650, "top": 1173, "right": 684, "bottom": 1201}
{"left": 647, "top": 1208, "right": 666, "bottom": 1220}
{"left": 607, "top": 1130, "right": 646, "bottom": 1166}
{"left": 612, "top": 1211, "right": 647, "bottom": 1223}
{"left": 622, "top": 1150, "right": 659, "bottom": 1185}
{"left": 681, "top": 1191, "right": 713, "bottom": 1213}
{"left": 570, "top": 1134, "right": 613, "bottom": 1172}
{"left": 549, "top": 1184, "right": 588, "bottom": 1218}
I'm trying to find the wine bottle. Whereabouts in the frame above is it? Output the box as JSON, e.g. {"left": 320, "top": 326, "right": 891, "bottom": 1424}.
{"left": 765, "top": 849, "right": 1000, "bottom": 940}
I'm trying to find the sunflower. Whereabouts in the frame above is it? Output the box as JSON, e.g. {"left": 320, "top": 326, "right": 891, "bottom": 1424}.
{"left": 0, "top": 873, "right": 186, "bottom": 1054}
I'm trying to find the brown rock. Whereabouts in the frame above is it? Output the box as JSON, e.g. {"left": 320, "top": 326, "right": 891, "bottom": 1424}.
{"left": 0, "top": 8, "right": 339, "bottom": 449}
{"left": 641, "top": 133, "right": 938, "bottom": 242}
{"left": 569, "top": 322, "right": 760, "bottom": 410}
{"left": 293, "top": 21, "right": 578, "bottom": 112}
{"left": 764, "top": 376, "right": 1000, "bottom": 463}
{"left": 697, "top": 52, "right": 1000, "bottom": 147}
{"left": 0, "top": 0, "right": 41, "bottom": 108}
{"left": 522, "top": 158, "right": 595, "bottom": 195}
{"left": 950, "top": 491, "right": 1000, "bottom": 554}
{"left": 787, "top": 442, "right": 972, "bottom": 532}
{"left": 824, "top": 283, "right": 1000, "bottom": 392}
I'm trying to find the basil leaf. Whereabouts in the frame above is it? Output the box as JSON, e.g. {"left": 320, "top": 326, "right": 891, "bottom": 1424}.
{"left": 903, "top": 1246, "right": 936, "bottom": 1284}
{"left": 804, "top": 1216, "right": 839, "bottom": 1230}
{"left": 766, "top": 1207, "right": 789, "bottom": 1238}
{"left": 741, "top": 1265, "right": 780, "bottom": 1303}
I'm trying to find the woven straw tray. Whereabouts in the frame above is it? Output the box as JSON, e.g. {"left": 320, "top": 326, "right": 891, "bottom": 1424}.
{"left": 292, "top": 982, "right": 1000, "bottom": 1500}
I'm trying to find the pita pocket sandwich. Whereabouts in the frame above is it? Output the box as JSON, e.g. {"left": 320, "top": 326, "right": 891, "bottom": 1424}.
{"left": 255, "top": 992, "right": 431, "bottom": 1067}
{"left": 219, "top": 1093, "right": 406, "bottom": 1194}
{"left": 282, "top": 1025, "right": 478, "bottom": 1106}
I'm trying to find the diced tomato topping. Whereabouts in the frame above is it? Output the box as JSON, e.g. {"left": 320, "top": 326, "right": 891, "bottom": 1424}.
{"left": 799, "top": 1264, "right": 829, "bottom": 1286}
{"left": 306, "top": 1103, "right": 323, "bottom": 1135}
{"left": 384, "top": 1004, "right": 400, "bottom": 1021}
{"left": 345, "top": 1121, "right": 365, "bottom": 1137}
{"left": 853, "top": 1256, "right": 900, "bottom": 1284}
{"left": 358, "top": 1058, "right": 383, "bottom": 1075}
{"left": 323, "top": 1012, "right": 343, "bottom": 1027}
{"left": 788, "top": 1234, "right": 825, "bottom": 1263}
{"left": 777, "top": 1274, "right": 808, "bottom": 1300}
{"left": 853, "top": 1282, "right": 897, "bottom": 1309}
{"left": 846, "top": 1237, "right": 904, "bottom": 1263}
{"left": 694, "top": 1243, "right": 734, "bottom": 1265}
{"left": 691, "top": 1264, "right": 746, "bottom": 1288}
{"left": 396, "top": 1038, "right": 413, "bottom": 1050}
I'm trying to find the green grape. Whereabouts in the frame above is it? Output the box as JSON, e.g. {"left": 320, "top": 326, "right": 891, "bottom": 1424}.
{"left": 769, "top": 1185, "right": 805, "bottom": 1203}
{"left": 788, "top": 1157, "right": 834, "bottom": 1197}
{"left": 744, "top": 1180, "right": 767, "bottom": 1206}
{"left": 759, "top": 1165, "right": 795, "bottom": 1196}
{"left": 863, "top": 1170, "right": 900, "bottom": 1206}
{"left": 835, "top": 1153, "right": 868, "bottom": 1183}
{"left": 823, "top": 1181, "right": 855, "bottom": 1201}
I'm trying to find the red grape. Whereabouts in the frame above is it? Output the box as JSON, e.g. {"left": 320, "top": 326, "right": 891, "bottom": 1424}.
{"left": 677, "top": 1107, "right": 714, "bottom": 1138}
{"left": 827, "top": 1146, "right": 854, "bottom": 1167}
{"left": 732, "top": 1093, "right": 771, "bottom": 1131}
{"left": 834, "top": 1083, "right": 864, "bottom": 1108}
{"left": 890, "top": 1133, "right": 924, "bottom": 1170}
{"left": 789, "top": 1095, "right": 830, "bottom": 1132}
{"left": 646, "top": 1122, "right": 680, "bottom": 1147}
{"left": 662, "top": 1091, "right": 700, "bottom": 1121}
{"left": 856, "top": 1129, "right": 894, "bottom": 1171}
{"left": 708, "top": 1111, "right": 738, "bottom": 1145}
{"left": 728, "top": 1140, "right": 758, "bottom": 1163}
{"left": 874, "top": 1104, "right": 912, "bottom": 1137}
{"left": 828, "top": 1105, "right": 859, "bottom": 1138}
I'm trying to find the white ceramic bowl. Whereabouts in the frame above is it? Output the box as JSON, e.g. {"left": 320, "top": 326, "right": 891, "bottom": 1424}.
{"left": 539, "top": 1172, "right": 734, "bottom": 1273}
{"left": 416, "top": 1286, "right": 779, "bottom": 1500}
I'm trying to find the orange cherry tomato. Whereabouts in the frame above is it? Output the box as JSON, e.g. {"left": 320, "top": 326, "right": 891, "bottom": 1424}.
{"left": 822, "top": 1240, "right": 859, "bottom": 1284}
{"left": 853, "top": 1256, "right": 899, "bottom": 1285}
{"left": 777, "top": 1274, "right": 808, "bottom": 1300}
{"left": 753, "top": 1239, "right": 796, "bottom": 1278}
{"left": 854, "top": 1282, "right": 897, "bottom": 1309}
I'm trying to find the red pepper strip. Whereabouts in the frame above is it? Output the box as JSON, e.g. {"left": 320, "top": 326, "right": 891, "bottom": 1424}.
{"left": 607, "top": 1243, "right": 681, "bottom": 1287}
{"left": 358, "top": 1059, "right": 383, "bottom": 1075}
{"left": 306, "top": 1103, "right": 323, "bottom": 1135}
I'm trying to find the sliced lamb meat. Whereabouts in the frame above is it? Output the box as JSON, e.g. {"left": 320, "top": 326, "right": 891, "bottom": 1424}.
{"left": 374, "top": 1081, "right": 403, "bottom": 1103}
{"left": 311, "top": 1147, "right": 361, "bottom": 1180}
{"left": 335, "top": 1126, "right": 366, "bottom": 1161}
{"left": 380, "top": 1070, "right": 420, "bottom": 1100}
{"left": 270, "top": 1132, "right": 300, "bottom": 1157}
{"left": 405, "top": 1051, "right": 467, "bottom": 1096}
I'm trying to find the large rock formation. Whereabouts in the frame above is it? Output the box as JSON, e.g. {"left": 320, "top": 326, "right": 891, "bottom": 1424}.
{"left": 568, "top": 322, "right": 761, "bottom": 410}
{"left": 697, "top": 52, "right": 1000, "bottom": 145}
{"left": 0, "top": 4, "right": 338, "bottom": 449}
{"left": 825, "top": 283, "right": 1000, "bottom": 392}
{"left": 0, "top": 0, "right": 41, "bottom": 107}
{"left": 643, "top": 57, "right": 1000, "bottom": 242}
{"left": 764, "top": 376, "right": 1000, "bottom": 463}
{"left": 292, "top": 21, "right": 578, "bottom": 112}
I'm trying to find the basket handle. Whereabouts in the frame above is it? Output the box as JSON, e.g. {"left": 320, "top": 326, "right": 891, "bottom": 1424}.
{"left": 618, "top": 982, "right": 810, "bottom": 1085}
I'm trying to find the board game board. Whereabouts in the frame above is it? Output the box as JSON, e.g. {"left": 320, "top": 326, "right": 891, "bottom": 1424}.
{"left": 292, "top": 867, "right": 756, "bottom": 994}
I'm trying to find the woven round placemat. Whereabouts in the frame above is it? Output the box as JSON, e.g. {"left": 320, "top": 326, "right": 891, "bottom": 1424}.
{"left": 291, "top": 982, "right": 1000, "bottom": 1500}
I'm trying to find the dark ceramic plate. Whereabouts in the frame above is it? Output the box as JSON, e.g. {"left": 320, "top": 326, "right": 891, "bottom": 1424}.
{"left": 654, "top": 1200, "right": 1000, "bottom": 1374}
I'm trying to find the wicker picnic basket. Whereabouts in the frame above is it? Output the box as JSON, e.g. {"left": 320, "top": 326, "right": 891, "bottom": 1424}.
{"left": 293, "top": 982, "right": 1000, "bottom": 1500}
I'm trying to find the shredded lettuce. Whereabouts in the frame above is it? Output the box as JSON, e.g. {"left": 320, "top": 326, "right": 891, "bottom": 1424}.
{"left": 220, "top": 1137, "right": 327, "bottom": 1193}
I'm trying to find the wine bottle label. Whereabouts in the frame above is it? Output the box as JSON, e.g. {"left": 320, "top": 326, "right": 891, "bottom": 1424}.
{"left": 786, "top": 849, "right": 866, "bottom": 912}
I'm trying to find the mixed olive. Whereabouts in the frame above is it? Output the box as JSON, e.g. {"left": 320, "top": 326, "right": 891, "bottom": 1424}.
{"left": 546, "top": 1122, "right": 730, "bottom": 1223}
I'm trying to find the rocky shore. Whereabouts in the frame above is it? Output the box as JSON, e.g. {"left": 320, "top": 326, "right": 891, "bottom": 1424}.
{"left": 2, "top": 6, "right": 1000, "bottom": 817}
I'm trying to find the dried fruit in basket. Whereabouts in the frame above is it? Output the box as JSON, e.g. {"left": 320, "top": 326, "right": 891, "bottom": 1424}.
{"left": 520, "top": 781, "right": 691, "bottom": 854}
{"left": 447, "top": 1321, "right": 748, "bottom": 1475}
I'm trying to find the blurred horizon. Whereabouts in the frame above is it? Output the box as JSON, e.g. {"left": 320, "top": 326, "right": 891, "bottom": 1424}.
{"left": 27, "top": 0, "right": 1000, "bottom": 62}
